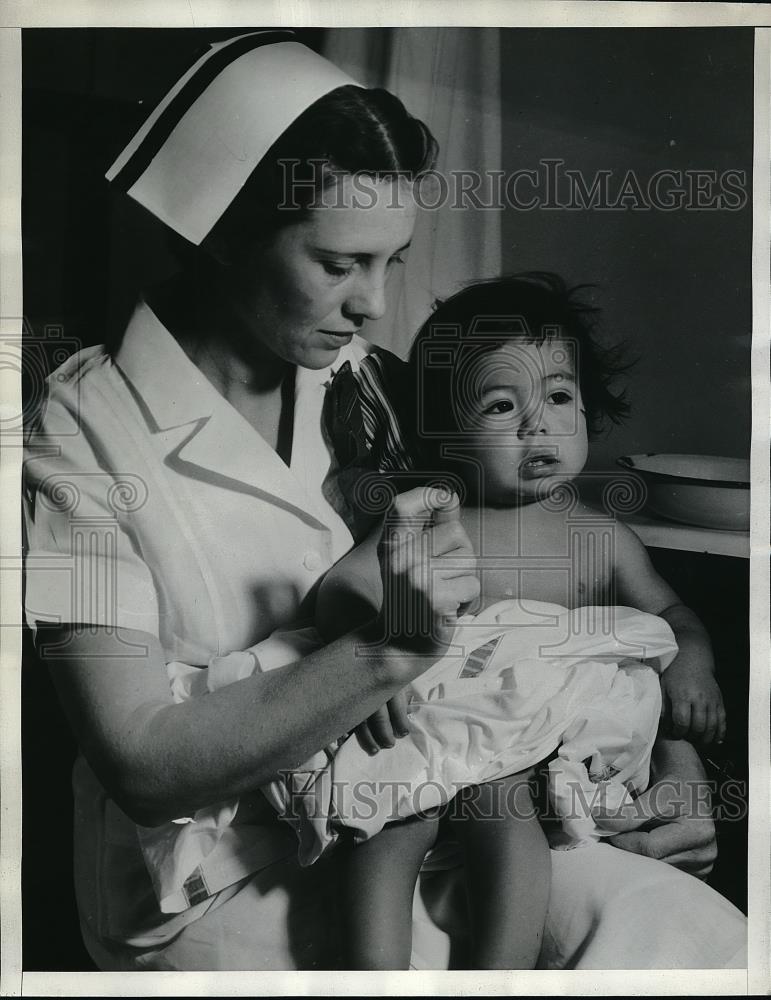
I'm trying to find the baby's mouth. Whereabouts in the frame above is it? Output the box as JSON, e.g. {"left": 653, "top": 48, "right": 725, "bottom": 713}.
{"left": 520, "top": 453, "right": 560, "bottom": 477}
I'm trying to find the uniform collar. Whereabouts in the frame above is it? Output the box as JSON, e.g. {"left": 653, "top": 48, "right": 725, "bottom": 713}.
{"left": 114, "top": 299, "right": 363, "bottom": 529}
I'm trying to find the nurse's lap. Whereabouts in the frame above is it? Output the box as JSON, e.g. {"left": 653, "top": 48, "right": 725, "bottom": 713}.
{"left": 122, "top": 843, "right": 746, "bottom": 971}
{"left": 539, "top": 843, "right": 746, "bottom": 969}
{"left": 132, "top": 852, "right": 345, "bottom": 971}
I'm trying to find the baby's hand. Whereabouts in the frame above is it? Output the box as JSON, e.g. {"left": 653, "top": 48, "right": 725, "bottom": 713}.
{"left": 660, "top": 658, "right": 726, "bottom": 745}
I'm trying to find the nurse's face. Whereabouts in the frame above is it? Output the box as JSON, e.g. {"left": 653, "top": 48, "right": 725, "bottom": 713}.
{"left": 227, "top": 175, "right": 418, "bottom": 370}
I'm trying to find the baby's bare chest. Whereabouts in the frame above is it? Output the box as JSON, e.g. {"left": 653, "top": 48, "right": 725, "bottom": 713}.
{"left": 463, "top": 505, "right": 616, "bottom": 610}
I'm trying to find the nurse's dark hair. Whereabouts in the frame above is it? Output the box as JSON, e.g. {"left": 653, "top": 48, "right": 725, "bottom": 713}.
{"left": 399, "top": 273, "right": 631, "bottom": 463}
{"left": 183, "top": 85, "right": 437, "bottom": 265}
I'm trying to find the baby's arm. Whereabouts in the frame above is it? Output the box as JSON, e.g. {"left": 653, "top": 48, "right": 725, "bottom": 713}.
{"left": 613, "top": 521, "right": 726, "bottom": 744}
{"left": 315, "top": 520, "right": 384, "bottom": 644}
{"left": 316, "top": 521, "right": 412, "bottom": 752}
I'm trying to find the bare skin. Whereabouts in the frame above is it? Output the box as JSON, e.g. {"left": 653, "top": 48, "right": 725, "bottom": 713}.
{"left": 342, "top": 774, "right": 549, "bottom": 971}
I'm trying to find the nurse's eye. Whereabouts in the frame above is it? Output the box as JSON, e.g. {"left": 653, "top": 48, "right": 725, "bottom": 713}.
{"left": 388, "top": 254, "right": 405, "bottom": 268}
{"left": 547, "top": 390, "right": 573, "bottom": 405}
{"left": 481, "top": 399, "right": 515, "bottom": 416}
{"left": 321, "top": 260, "right": 355, "bottom": 278}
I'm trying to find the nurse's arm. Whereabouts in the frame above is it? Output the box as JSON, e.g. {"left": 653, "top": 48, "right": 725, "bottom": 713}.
{"left": 44, "top": 620, "right": 428, "bottom": 828}
{"left": 44, "top": 488, "right": 479, "bottom": 828}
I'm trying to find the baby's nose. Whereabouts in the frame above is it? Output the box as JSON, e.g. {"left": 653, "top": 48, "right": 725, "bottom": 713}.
{"left": 516, "top": 404, "right": 549, "bottom": 438}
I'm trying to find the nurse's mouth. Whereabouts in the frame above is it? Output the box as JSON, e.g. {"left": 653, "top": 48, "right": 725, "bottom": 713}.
{"left": 318, "top": 330, "right": 355, "bottom": 345}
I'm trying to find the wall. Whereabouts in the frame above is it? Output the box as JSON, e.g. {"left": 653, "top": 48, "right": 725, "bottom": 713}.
{"left": 498, "top": 28, "right": 753, "bottom": 470}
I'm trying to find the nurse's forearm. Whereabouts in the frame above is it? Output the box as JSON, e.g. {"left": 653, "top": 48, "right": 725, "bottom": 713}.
{"left": 145, "top": 628, "right": 425, "bottom": 821}
{"left": 47, "top": 623, "right": 428, "bottom": 827}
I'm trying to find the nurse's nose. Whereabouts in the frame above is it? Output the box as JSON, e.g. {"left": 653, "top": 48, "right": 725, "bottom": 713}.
{"left": 343, "top": 271, "right": 387, "bottom": 323}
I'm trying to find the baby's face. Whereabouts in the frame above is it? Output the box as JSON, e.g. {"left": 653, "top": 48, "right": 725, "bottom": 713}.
{"left": 456, "top": 339, "right": 589, "bottom": 505}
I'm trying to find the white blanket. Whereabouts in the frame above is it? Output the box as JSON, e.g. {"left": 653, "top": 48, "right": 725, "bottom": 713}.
{"left": 140, "top": 600, "right": 677, "bottom": 910}
{"left": 262, "top": 600, "right": 678, "bottom": 864}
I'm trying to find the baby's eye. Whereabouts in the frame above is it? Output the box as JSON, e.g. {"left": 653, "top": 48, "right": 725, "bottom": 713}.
{"left": 548, "top": 390, "right": 574, "bottom": 405}
{"left": 321, "top": 260, "right": 355, "bottom": 278}
{"left": 482, "top": 399, "right": 515, "bottom": 415}
{"left": 388, "top": 254, "right": 405, "bottom": 268}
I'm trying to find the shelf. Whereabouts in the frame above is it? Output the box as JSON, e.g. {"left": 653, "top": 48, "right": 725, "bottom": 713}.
{"left": 620, "top": 512, "right": 749, "bottom": 559}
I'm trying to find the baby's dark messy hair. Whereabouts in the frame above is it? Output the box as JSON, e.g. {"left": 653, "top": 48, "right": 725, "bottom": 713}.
{"left": 400, "top": 272, "right": 632, "bottom": 458}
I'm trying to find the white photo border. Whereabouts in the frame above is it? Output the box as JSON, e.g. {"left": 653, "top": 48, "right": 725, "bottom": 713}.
{"left": 1, "top": 2, "right": 769, "bottom": 996}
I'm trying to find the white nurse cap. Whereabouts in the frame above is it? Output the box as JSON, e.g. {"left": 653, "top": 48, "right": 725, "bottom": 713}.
{"left": 106, "top": 31, "right": 359, "bottom": 245}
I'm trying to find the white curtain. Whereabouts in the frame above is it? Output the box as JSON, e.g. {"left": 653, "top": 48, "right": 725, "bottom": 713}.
{"left": 323, "top": 28, "right": 502, "bottom": 359}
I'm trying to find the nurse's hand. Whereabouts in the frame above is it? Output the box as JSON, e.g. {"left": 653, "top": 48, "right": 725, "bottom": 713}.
{"left": 375, "top": 485, "right": 479, "bottom": 657}
{"left": 356, "top": 485, "right": 477, "bottom": 751}
{"left": 607, "top": 736, "right": 717, "bottom": 878}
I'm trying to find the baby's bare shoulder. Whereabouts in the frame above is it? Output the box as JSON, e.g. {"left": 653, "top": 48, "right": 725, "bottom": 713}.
{"left": 566, "top": 501, "right": 646, "bottom": 549}
{"left": 570, "top": 499, "right": 613, "bottom": 521}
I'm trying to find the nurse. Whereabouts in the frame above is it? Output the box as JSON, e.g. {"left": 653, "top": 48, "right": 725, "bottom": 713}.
{"left": 23, "top": 32, "right": 746, "bottom": 970}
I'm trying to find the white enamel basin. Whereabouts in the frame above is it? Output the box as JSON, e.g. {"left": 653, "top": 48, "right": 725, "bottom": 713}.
{"left": 616, "top": 454, "right": 750, "bottom": 531}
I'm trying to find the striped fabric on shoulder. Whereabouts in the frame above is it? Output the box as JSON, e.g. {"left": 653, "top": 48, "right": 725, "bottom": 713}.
{"left": 355, "top": 351, "right": 414, "bottom": 473}
{"left": 324, "top": 348, "right": 414, "bottom": 477}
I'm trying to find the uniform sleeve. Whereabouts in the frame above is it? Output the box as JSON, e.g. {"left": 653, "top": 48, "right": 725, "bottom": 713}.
{"left": 23, "top": 388, "right": 161, "bottom": 638}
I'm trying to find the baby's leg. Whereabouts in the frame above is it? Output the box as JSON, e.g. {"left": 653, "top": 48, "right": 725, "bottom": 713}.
{"left": 450, "top": 770, "right": 551, "bottom": 969}
{"left": 342, "top": 812, "right": 440, "bottom": 969}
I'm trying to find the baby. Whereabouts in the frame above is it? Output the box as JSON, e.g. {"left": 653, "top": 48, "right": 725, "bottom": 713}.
{"left": 308, "top": 273, "right": 724, "bottom": 969}
{"left": 154, "top": 273, "right": 724, "bottom": 968}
